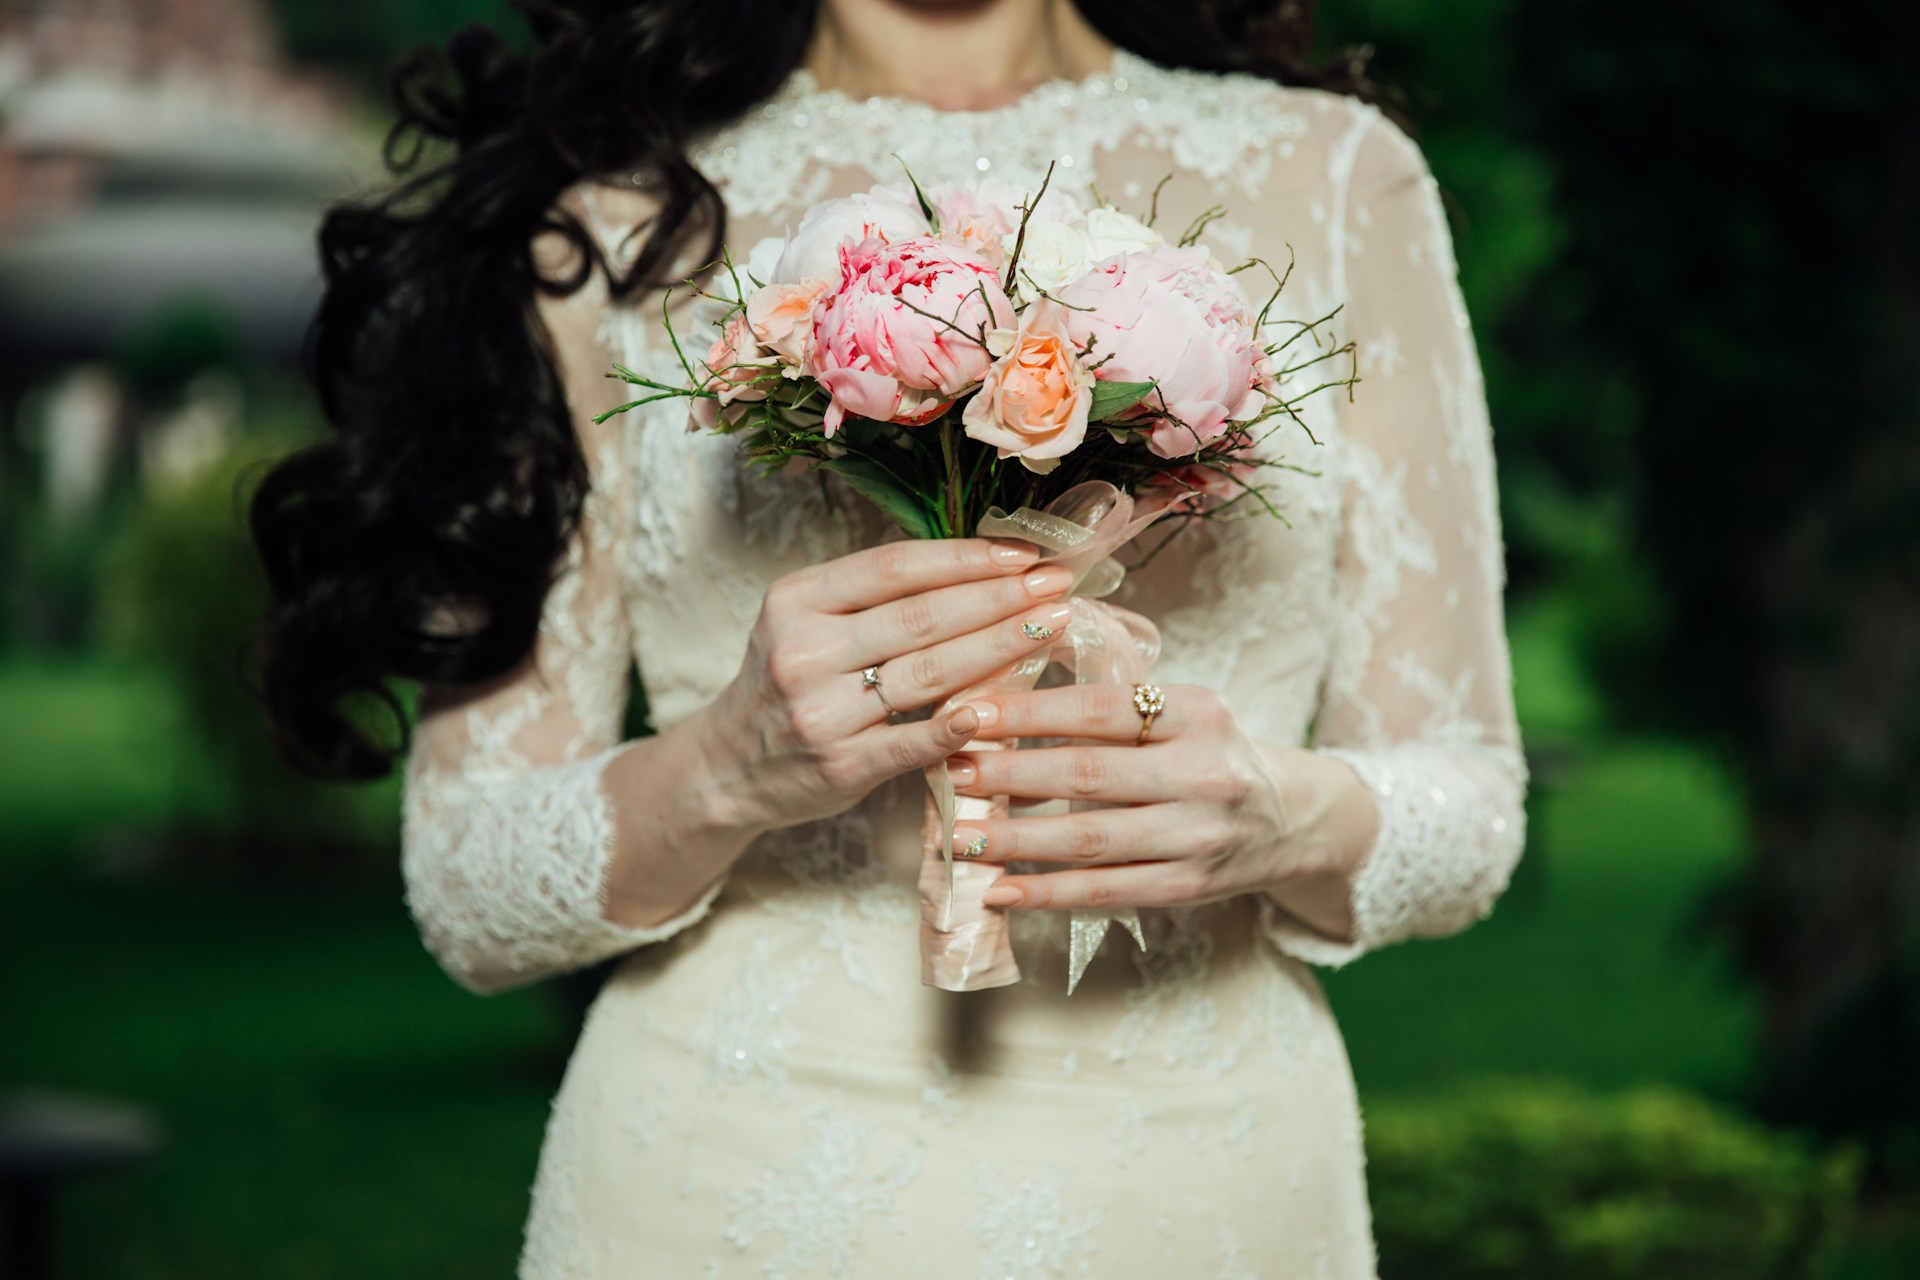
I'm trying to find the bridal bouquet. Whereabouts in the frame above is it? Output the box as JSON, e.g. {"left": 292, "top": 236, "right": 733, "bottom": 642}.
{"left": 602, "top": 168, "right": 1351, "bottom": 993}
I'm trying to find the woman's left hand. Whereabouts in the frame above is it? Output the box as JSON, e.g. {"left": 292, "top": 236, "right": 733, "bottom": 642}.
{"left": 953, "top": 684, "right": 1372, "bottom": 933}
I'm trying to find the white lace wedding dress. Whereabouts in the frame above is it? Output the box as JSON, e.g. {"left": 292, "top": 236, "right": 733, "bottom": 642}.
{"left": 399, "top": 49, "right": 1525, "bottom": 1280}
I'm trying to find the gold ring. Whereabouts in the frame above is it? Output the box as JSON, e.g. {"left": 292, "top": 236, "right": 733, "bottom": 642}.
{"left": 1132, "top": 683, "right": 1164, "bottom": 745}
{"left": 862, "top": 665, "right": 897, "bottom": 714}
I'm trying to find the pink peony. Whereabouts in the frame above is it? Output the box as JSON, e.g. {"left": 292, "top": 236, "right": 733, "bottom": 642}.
{"left": 810, "top": 236, "right": 1015, "bottom": 437}
{"left": 960, "top": 301, "right": 1093, "bottom": 472}
{"left": 1054, "top": 246, "right": 1270, "bottom": 459}
{"left": 772, "top": 188, "right": 928, "bottom": 285}
{"left": 928, "top": 181, "right": 1021, "bottom": 268}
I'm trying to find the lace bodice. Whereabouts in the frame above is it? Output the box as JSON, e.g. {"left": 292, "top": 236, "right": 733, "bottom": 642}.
{"left": 398, "top": 49, "right": 1526, "bottom": 996}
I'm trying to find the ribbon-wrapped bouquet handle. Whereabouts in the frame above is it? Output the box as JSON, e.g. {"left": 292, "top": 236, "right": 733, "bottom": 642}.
{"left": 918, "top": 481, "right": 1197, "bottom": 994}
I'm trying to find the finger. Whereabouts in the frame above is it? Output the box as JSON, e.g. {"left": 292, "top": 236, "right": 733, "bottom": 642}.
{"left": 951, "top": 804, "right": 1203, "bottom": 865}
{"left": 948, "top": 744, "right": 1192, "bottom": 805}
{"left": 965, "top": 683, "right": 1216, "bottom": 744}
{"left": 804, "top": 538, "right": 1040, "bottom": 613}
{"left": 876, "top": 600, "right": 1073, "bottom": 713}
{"left": 981, "top": 861, "right": 1216, "bottom": 911}
{"left": 839, "top": 564, "right": 1074, "bottom": 670}
{"left": 841, "top": 703, "right": 984, "bottom": 790}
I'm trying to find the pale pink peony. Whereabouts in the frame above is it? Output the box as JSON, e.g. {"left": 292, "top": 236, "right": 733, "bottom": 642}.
{"left": 928, "top": 181, "right": 1021, "bottom": 268}
{"left": 689, "top": 313, "right": 773, "bottom": 431}
{"left": 1055, "top": 246, "right": 1270, "bottom": 459}
{"left": 772, "top": 187, "right": 928, "bottom": 285}
{"left": 810, "top": 236, "right": 1015, "bottom": 437}
{"left": 961, "top": 301, "right": 1094, "bottom": 472}
{"left": 745, "top": 279, "right": 828, "bottom": 364}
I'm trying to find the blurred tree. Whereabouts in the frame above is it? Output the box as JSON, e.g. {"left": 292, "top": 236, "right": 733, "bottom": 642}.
{"left": 1316, "top": 0, "right": 1645, "bottom": 612}
{"left": 114, "top": 295, "right": 250, "bottom": 404}
{"left": 1505, "top": 0, "right": 1920, "bottom": 1178}
{"left": 98, "top": 434, "right": 402, "bottom": 866}
{"left": 267, "top": 0, "right": 516, "bottom": 84}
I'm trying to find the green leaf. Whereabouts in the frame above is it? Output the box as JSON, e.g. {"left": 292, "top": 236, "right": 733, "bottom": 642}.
{"left": 1088, "top": 379, "right": 1158, "bottom": 422}
{"left": 894, "top": 154, "right": 939, "bottom": 231}
{"left": 819, "top": 457, "right": 938, "bottom": 539}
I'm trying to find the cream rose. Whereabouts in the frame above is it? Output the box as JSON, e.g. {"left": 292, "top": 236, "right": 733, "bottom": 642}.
{"left": 1002, "top": 217, "right": 1092, "bottom": 299}
{"left": 1083, "top": 206, "right": 1165, "bottom": 261}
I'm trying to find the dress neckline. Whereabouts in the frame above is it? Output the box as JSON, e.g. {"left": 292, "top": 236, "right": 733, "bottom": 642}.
{"left": 774, "top": 47, "right": 1152, "bottom": 123}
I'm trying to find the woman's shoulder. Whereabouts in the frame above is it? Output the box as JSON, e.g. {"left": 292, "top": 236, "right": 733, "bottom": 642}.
{"left": 1121, "top": 55, "right": 1398, "bottom": 191}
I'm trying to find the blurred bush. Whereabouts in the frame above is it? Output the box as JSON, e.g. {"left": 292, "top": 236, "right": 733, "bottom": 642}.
{"left": 96, "top": 432, "right": 400, "bottom": 866}
{"left": 1368, "top": 1079, "right": 1861, "bottom": 1280}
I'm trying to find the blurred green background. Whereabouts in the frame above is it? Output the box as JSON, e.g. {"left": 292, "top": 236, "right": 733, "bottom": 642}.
{"left": 0, "top": 1, "right": 1914, "bottom": 1277}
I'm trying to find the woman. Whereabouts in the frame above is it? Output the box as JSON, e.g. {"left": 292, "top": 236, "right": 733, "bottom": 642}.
{"left": 253, "top": 0, "right": 1526, "bottom": 1274}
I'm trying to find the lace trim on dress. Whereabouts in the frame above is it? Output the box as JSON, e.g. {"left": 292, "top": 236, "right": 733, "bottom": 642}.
{"left": 691, "top": 49, "right": 1318, "bottom": 208}
{"left": 1259, "top": 743, "right": 1527, "bottom": 968}
{"left": 402, "top": 745, "right": 726, "bottom": 994}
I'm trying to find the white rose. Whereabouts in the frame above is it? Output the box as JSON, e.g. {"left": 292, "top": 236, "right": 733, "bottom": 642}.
{"left": 1083, "top": 207, "right": 1165, "bottom": 261}
{"left": 740, "top": 235, "right": 786, "bottom": 292}
{"left": 1004, "top": 217, "right": 1092, "bottom": 298}
{"left": 773, "top": 188, "right": 929, "bottom": 285}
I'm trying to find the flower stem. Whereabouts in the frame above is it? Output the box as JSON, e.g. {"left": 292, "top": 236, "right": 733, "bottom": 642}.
{"left": 940, "top": 418, "right": 963, "bottom": 537}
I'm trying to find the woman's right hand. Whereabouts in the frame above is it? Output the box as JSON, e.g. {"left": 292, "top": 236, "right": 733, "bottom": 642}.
{"left": 692, "top": 537, "right": 1076, "bottom": 838}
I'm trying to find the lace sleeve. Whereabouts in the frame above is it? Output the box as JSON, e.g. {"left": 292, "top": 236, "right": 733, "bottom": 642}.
{"left": 1259, "top": 110, "right": 1528, "bottom": 967}
{"left": 397, "top": 214, "right": 724, "bottom": 996}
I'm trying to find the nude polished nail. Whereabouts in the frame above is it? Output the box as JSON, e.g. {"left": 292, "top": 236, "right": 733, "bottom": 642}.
{"left": 1022, "top": 566, "right": 1074, "bottom": 598}
{"left": 1020, "top": 601, "right": 1073, "bottom": 642}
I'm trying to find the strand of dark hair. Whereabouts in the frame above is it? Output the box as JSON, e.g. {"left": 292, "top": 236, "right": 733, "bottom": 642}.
{"left": 250, "top": 0, "right": 1378, "bottom": 780}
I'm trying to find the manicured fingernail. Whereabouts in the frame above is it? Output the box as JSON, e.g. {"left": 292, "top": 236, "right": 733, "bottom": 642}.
{"left": 964, "top": 701, "right": 999, "bottom": 731}
{"left": 1022, "top": 565, "right": 1074, "bottom": 598}
{"left": 989, "top": 540, "right": 1040, "bottom": 567}
{"left": 1020, "top": 601, "right": 1073, "bottom": 642}
{"left": 947, "top": 758, "right": 978, "bottom": 786}
{"left": 983, "top": 884, "right": 1024, "bottom": 907}
{"left": 953, "top": 828, "right": 988, "bottom": 858}
{"left": 947, "top": 706, "right": 979, "bottom": 736}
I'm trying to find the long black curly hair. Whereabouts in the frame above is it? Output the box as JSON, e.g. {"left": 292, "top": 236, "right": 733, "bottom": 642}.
{"left": 250, "top": 0, "right": 1378, "bottom": 780}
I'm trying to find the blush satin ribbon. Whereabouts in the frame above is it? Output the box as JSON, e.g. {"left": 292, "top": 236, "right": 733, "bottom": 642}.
{"left": 918, "top": 481, "right": 1198, "bottom": 994}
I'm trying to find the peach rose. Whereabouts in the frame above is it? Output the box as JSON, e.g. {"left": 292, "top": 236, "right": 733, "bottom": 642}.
{"left": 746, "top": 279, "right": 828, "bottom": 365}
{"left": 928, "top": 180, "right": 1020, "bottom": 268}
{"left": 960, "top": 301, "right": 1093, "bottom": 473}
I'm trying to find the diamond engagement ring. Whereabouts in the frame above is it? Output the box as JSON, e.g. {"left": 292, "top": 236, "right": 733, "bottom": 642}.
{"left": 1132, "top": 683, "right": 1165, "bottom": 744}
{"left": 861, "top": 665, "right": 897, "bottom": 714}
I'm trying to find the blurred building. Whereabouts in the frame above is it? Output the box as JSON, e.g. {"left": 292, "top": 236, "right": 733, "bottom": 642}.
{"left": 0, "top": 0, "right": 365, "bottom": 366}
{"left": 0, "top": 0, "right": 372, "bottom": 647}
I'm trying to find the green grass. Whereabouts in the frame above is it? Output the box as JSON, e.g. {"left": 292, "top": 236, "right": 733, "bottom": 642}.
{"left": 0, "top": 657, "right": 565, "bottom": 1278}
{"left": 1327, "top": 741, "right": 1754, "bottom": 1100}
{"left": 1, "top": 645, "right": 1911, "bottom": 1276}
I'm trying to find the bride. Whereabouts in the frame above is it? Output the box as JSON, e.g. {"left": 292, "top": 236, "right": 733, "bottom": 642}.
{"left": 252, "top": 0, "right": 1526, "bottom": 1274}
